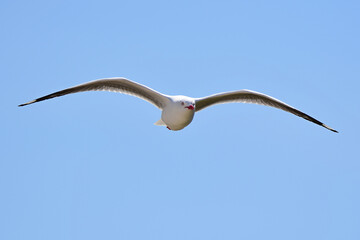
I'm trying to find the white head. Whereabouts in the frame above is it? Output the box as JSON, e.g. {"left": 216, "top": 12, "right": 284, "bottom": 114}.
{"left": 170, "top": 95, "right": 195, "bottom": 111}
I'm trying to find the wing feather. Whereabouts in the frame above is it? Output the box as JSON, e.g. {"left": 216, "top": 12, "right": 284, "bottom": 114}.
{"left": 195, "top": 90, "right": 337, "bottom": 132}
{"left": 19, "top": 77, "right": 169, "bottom": 109}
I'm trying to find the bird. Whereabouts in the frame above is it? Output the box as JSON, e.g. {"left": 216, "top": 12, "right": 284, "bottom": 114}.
{"left": 19, "top": 77, "right": 337, "bottom": 132}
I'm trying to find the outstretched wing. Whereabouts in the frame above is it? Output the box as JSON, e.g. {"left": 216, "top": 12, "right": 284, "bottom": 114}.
{"left": 19, "top": 77, "right": 169, "bottom": 109}
{"left": 195, "top": 89, "right": 337, "bottom": 132}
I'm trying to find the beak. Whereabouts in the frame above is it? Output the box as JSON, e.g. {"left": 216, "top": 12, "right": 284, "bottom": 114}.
{"left": 185, "top": 104, "right": 195, "bottom": 110}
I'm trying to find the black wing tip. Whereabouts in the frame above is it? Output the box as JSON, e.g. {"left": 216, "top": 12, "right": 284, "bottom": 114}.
{"left": 323, "top": 124, "right": 338, "bottom": 133}
{"left": 18, "top": 100, "right": 36, "bottom": 107}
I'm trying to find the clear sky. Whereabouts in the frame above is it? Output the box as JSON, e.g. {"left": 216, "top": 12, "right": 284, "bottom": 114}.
{"left": 1, "top": 0, "right": 359, "bottom": 239}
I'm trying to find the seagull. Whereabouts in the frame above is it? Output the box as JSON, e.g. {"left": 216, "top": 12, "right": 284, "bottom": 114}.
{"left": 19, "top": 77, "right": 337, "bottom": 132}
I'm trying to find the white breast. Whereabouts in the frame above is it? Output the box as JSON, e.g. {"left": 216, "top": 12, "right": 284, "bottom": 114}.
{"left": 161, "top": 98, "right": 195, "bottom": 131}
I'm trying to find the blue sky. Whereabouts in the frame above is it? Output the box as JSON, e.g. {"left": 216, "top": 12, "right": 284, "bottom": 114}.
{"left": 1, "top": 0, "right": 359, "bottom": 239}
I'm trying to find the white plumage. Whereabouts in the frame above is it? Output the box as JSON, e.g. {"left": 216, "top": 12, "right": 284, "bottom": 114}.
{"left": 19, "top": 77, "right": 337, "bottom": 132}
